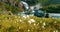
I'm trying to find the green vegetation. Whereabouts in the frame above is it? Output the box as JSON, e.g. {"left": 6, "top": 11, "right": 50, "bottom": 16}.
{"left": 25, "top": 0, "right": 60, "bottom": 13}
{"left": 0, "top": 14, "right": 60, "bottom": 32}
{"left": 0, "top": 0, "right": 24, "bottom": 14}
{"left": 0, "top": 0, "right": 60, "bottom": 13}
{"left": 41, "top": 4, "right": 60, "bottom": 13}
{"left": 0, "top": 0, "right": 60, "bottom": 32}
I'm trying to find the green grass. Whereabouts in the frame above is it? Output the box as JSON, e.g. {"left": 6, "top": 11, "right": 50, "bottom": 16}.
{"left": 0, "top": 14, "right": 60, "bottom": 32}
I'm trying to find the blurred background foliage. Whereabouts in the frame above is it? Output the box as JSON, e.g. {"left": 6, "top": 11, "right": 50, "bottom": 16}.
{"left": 0, "top": 0, "right": 60, "bottom": 13}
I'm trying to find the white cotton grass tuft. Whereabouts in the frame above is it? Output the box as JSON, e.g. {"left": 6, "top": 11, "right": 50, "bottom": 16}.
{"left": 43, "top": 22, "right": 46, "bottom": 26}
{"left": 28, "top": 19, "right": 35, "bottom": 24}
{"left": 42, "top": 25, "right": 45, "bottom": 29}
{"left": 22, "top": 15, "right": 27, "bottom": 19}
{"left": 26, "top": 15, "right": 29, "bottom": 18}
{"left": 53, "top": 30, "right": 58, "bottom": 32}
{"left": 34, "top": 23, "right": 36, "bottom": 26}
{"left": 22, "top": 15, "right": 30, "bottom": 19}
{"left": 19, "top": 19, "right": 22, "bottom": 22}
{"left": 28, "top": 29, "right": 30, "bottom": 32}
{"left": 42, "top": 22, "right": 46, "bottom": 29}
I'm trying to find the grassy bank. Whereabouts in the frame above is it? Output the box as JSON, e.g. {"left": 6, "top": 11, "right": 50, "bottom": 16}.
{"left": 0, "top": 14, "right": 60, "bottom": 32}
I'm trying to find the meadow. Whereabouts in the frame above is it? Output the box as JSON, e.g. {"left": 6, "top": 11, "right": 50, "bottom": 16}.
{"left": 0, "top": 14, "right": 60, "bottom": 32}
